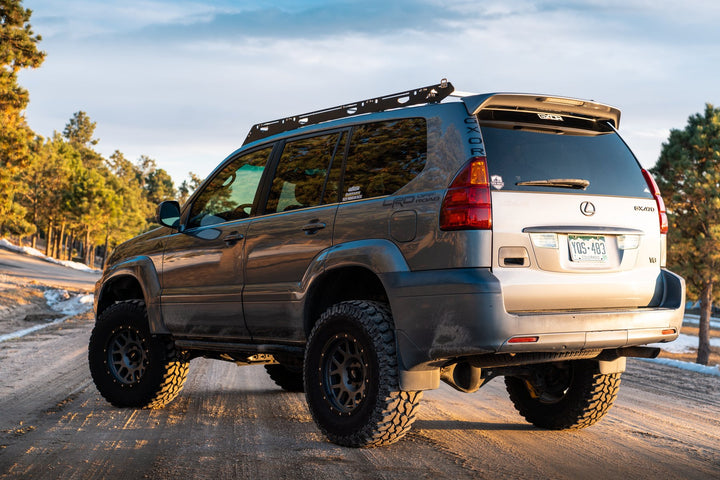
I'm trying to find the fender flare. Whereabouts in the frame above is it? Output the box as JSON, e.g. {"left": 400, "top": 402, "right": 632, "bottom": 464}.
{"left": 302, "top": 240, "right": 439, "bottom": 390}
{"left": 96, "top": 256, "right": 169, "bottom": 335}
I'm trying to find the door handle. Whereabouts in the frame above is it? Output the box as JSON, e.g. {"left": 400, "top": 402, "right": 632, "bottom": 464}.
{"left": 223, "top": 232, "right": 244, "bottom": 245}
{"left": 301, "top": 222, "right": 327, "bottom": 235}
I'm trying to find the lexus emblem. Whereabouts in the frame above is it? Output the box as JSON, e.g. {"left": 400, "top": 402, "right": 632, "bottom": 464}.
{"left": 580, "top": 201, "right": 596, "bottom": 216}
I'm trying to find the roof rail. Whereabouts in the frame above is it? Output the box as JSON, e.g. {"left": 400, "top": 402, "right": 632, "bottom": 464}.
{"left": 243, "top": 79, "right": 455, "bottom": 145}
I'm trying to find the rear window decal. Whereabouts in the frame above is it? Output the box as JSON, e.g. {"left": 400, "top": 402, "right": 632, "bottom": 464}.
{"left": 343, "top": 185, "right": 363, "bottom": 201}
{"left": 491, "top": 175, "right": 505, "bottom": 190}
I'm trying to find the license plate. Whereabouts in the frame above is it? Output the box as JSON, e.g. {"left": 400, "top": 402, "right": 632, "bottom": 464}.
{"left": 568, "top": 235, "right": 608, "bottom": 263}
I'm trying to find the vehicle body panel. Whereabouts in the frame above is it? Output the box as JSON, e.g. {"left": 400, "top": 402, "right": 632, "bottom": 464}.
{"left": 160, "top": 220, "right": 251, "bottom": 339}
{"left": 243, "top": 205, "right": 337, "bottom": 342}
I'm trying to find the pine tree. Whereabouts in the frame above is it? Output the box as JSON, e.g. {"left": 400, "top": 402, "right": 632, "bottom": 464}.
{"left": 0, "top": 0, "right": 45, "bottom": 235}
{"left": 651, "top": 104, "right": 720, "bottom": 365}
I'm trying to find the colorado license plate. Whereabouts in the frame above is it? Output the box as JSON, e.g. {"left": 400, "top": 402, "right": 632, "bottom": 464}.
{"left": 568, "top": 235, "right": 608, "bottom": 263}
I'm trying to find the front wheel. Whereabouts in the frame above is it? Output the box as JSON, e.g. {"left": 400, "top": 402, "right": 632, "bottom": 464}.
{"left": 88, "top": 300, "right": 189, "bottom": 409}
{"left": 304, "top": 301, "right": 422, "bottom": 447}
{"left": 505, "top": 360, "right": 621, "bottom": 430}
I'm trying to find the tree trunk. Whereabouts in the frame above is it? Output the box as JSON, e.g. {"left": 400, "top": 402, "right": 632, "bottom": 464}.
{"left": 66, "top": 233, "right": 73, "bottom": 261}
{"left": 84, "top": 229, "right": 92, "bottom": 267}
{"left": 698, "top": 281, "right": 712, "bottom": 365}
{"left": 45, "top": 221, "right": 53, "bottom": 257}
{"left": 102, "top": 224, "right": 110, "bottom": 269}
{"left": 58, "top": 222, "right": 67, "bottom": 259}
{"left": 53, "top": 227, "right": 60, "bottom": 259}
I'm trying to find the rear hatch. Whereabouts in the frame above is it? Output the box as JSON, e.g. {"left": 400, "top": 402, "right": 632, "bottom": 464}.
{"left": 471, "top": 97, "right": 663, "bottom": 312}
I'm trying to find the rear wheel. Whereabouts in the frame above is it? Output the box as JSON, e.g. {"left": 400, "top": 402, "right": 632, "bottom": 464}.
{"left": 304, "top": 300, "right": 422, "bottom": 447}
{"left": 505, "top": 360, "right": 621, "bottom": 430}
{"left": 265, "top": 364, "right": 304, "bottom": 392}
{"left": 88, "top": 300, "right": 189, "bottom": 409}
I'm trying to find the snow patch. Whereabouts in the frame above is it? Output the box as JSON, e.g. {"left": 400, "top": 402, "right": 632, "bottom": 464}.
{"left": 0, "top": 289, "right": 94, "bottom": 343}
{"left": 640, "top": 357, "right": 720, "bottom": 377}
{"left": 650, "top": 333, "right": 720, "bottom": 354}
{"left": 0, "top": 238, "right": 100, "bottom": 273}
{"left": 45, "top": 289, "right": 94, "bottom": 316}
{"left": 683, "top": 314, "right": 720, "bottom": 330}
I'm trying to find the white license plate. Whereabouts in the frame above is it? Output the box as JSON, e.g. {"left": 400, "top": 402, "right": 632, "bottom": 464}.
{"left": 568, "top": 235, "right": 608, "bottom": 263}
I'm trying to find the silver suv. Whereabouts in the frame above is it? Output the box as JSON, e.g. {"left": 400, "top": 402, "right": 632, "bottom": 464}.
{"left": 89, "top": 80, "right": 685, "bottom": 447}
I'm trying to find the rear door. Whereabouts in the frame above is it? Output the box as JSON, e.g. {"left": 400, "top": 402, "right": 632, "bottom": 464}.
{"left": 243, "top": 131, "right": 345, "bottom": 342}
{"left": 478, "top": 111, "right": 662, "bottom": 312}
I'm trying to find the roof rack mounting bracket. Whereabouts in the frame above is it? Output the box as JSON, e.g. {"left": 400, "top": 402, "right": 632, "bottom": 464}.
{"left": 243, "top": 79, "right": 455, "bottom": 145}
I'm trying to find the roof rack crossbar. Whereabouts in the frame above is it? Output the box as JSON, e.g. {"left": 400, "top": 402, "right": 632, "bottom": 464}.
{"left": 243, "top": 79, "right": 455, "bottom": 145}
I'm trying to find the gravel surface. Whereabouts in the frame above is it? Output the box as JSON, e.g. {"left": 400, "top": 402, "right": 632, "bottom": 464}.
{"left": 1, "top": 248, "right": 718, "bottom": 479}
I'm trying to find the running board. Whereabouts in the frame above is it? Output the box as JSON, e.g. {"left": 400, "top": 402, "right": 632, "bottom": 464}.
{"left": 174, "top": 339, "right": 304, "bottom": 356}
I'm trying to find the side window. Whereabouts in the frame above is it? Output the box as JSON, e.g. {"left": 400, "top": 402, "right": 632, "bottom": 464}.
{"left": 187, "top": 146, "right": 272, "bottom": 228}
{"left": 265, "top": 132, "right": 343, "bottom": 214}
{"left": 342, "top": 118, "right": 427, "bottom": 202}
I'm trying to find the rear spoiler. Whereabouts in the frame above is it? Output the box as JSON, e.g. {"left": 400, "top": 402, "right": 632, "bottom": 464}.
{"left": 461, "top": 93, "right": 621, "bottom": 128}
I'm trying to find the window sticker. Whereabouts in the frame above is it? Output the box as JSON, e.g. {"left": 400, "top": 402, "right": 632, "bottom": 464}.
{"left": 491, "top": 175, "right": 504, "bottom": 190}
{"left": 343, "top": 185, "right": 363, "bottom": 202}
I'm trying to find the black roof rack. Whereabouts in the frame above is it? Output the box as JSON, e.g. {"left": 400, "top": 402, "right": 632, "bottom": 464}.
{"left": 243, "top": 79, "right": 455, "bottom": 145}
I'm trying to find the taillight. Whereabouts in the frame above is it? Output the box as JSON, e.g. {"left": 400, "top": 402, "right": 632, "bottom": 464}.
{"left": 641, "top": 169, "right": 669, "bottom": 234}
{"left": 440, "top": 157, "right": 492, "bottom": 230}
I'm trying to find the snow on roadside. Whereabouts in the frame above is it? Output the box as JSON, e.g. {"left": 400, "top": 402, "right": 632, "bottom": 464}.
{"left": 682, "top": 314, "right": 720, "bottom": 330}
{"left": 640, "top": 358, "right": 720, "bottom": 377}
{"left": 649, "top": 333, "right": 720, "bottom": 354}
{"left": 647, "top": 328, "right": 720, "bottom": 377}
{"left": 0, "top": 288, "right": 93, "bottom": 343}
{"left": 0, "top": 238, "right": 100, "bottom": 273}
{"left": 44, "top": 289, "right": 94, "bottom": 316}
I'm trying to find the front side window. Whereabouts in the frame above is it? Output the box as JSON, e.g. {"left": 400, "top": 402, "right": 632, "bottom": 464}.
{"left": 265, "top": 132, "right": 343, "bottom": 214}
{"left": 342, "top": 118, "right": 427, "bottom": 202}
{"left": 187, "top": 146, "right": 272, "bottom": 228}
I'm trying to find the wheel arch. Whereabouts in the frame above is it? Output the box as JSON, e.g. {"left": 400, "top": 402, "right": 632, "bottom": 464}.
{"left": 95, "top": 257, "right": 169, "bottom": 334}
{"left": 301, "top": 240, "right": 439, "bottom": 391}
{"left": 302, "top": 239, "right": 409, "bottom": 338}
{"left": 304, "top": 265, "right": 389, "bottom": 338}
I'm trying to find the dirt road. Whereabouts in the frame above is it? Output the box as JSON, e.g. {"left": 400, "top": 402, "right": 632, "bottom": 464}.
{"left": 0, "top": 247, "right": 100, "bottom": 291}
{"left": 1, "top": 310, "right": 718, "bottom": 480}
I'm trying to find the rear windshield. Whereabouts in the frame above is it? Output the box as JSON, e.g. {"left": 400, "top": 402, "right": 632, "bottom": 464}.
{"left": 479, "top": 125, "right": 653, "bottom": 198}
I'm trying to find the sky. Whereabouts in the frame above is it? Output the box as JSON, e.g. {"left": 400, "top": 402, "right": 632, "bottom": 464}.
{"left": 17, "top": 0, "right": 720, "bottom": 186}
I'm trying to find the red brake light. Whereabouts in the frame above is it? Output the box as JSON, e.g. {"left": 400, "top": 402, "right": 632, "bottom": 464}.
{"left": 641, "top": 169, "right": 668, "bottom": 235}
{"left": 440, "top": 157, "right": 492, "bottom": 230}
{"left": 508, "top": 336, "right": 539, "bottom": 344}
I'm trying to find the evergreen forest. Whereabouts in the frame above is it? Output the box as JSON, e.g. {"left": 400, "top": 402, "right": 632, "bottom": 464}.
{"left": 0, "top": 1, "right": 198, "bottom": 267}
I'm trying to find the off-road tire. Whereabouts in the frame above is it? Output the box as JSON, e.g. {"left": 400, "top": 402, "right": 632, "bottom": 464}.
{"left": 265, "top": 364, "right": 305, "bottom": 392}
{"left": 88, "top": 300, "right": 189, "bottom": 409}
{"left": 304, "top": 300, "right": 422, "bottom": 447}
{"left": 505, "top": 360, "right": 621, "bottom": 430}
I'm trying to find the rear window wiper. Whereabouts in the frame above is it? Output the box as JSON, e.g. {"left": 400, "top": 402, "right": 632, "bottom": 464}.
{"left": 515, "top": 178, "right": 590, "bottom": 190}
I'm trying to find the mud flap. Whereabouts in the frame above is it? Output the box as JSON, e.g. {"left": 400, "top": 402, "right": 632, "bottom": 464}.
{"left": 598, "top": 356, "right": 627, "bottom": 375}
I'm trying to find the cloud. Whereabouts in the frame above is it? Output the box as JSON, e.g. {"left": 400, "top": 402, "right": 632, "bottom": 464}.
{"left": 18, "top": 0, "right": 720, "bottom": 183}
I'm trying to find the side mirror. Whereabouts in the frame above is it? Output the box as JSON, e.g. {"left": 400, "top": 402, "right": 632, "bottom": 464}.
{"left": 157, "top": 201, "right": 181, "bottom": 229}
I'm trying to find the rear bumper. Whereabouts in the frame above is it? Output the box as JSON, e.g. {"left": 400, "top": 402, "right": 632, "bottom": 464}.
{"left": 383, "top": 267, "right": 685, "bottom": 371}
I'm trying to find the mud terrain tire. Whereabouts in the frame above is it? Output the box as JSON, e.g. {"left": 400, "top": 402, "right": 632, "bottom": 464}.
{"left": 505, "top": 360, "right": 621, "bottom": 430}
{"left": 265, "top": 364, "right": 305, "bottom": 392}
{"left": 304, "top": 300, "right": 422, "bottom": 447}
{"left": 88, "top": 300, "right": 188, "bottom": 409}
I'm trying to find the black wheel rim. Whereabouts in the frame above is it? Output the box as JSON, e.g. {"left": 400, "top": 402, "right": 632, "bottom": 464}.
{"left": 107, "top": 328, "right": 148, "bottom": 385}
{"left": 530, "top": 364, "right": 573, "bottom": 404}
{"left": 320, "top": 333, "right": 369, "bottom": 414}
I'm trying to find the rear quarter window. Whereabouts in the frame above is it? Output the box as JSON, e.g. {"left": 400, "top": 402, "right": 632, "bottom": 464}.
{"left": 341, "top": 118, "right": 427, "bottom": 201}
{"left": 480, "top": 125, "right": 653, "bottom": 198}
